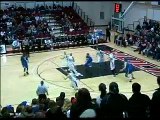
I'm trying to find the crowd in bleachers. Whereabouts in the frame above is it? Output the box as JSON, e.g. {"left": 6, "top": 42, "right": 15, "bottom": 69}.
{"left": 0, "top": 4, "right": 90, "bottom": 53}
{"left": 0, "top": 77, "right": 160, "bottom": 118}
{"left": 115, "top": 19, "right": 160, "bottom": 61}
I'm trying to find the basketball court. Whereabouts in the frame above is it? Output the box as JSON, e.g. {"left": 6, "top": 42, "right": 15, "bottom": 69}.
{"left": 1, "top": 33, "right": 159, "bottom": 108}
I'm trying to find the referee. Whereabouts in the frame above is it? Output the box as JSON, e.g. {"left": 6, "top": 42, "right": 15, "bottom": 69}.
{"left": 36, "top": 81, "right": 49, "bottom": 101}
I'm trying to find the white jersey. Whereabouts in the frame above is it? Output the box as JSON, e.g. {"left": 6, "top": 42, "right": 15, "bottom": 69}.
{"left": 68, "top": 55, "right": 74, "bottom": 63}
{"left": 110, "top": 58, "right": 115, "bottom": 70}
{"left": 64, "top": 54, "right": 69, "bottom": 62}
{"left": 68, "top": 55, "right": 75, "bottom": 68}
{"left": 68, "top": 72, "right": 77, "bottom": 82}
{"left": 68, "top": 72, "right": 79, "bottom": 90}
{"left": 62, "top": 54, "right": 69, "bottom": 68}
{"left": 109, "top": 53, "right": 114, "bottom": 59}
{"left": 97, "top": 51, "right": 105, "bottom": 63}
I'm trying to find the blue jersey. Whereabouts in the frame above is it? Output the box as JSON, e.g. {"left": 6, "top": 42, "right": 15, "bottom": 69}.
{"left": 126, "top": 62, "right": 134, "bottom": 73}
{"left": 21, "top": 56, "right": 29, "bottom": 68}
{"left": 85, "top": 56, "right": 93, "bottom": 67}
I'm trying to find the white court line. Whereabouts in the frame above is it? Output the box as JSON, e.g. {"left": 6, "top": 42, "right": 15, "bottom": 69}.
{"left": 31, "top": 48, "right": 97, "bottom": 88}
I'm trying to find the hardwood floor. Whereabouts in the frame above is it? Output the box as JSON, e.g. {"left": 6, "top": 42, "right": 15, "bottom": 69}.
{"left": 1, "top": 34, "right": 159, "bottom": 108}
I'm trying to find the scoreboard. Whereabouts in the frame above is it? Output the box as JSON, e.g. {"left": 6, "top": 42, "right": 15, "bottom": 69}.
{"left": 114, "top": 3, "right": 122, "bottom": 13}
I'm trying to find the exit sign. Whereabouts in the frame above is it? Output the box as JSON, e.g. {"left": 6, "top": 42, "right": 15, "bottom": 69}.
{"left": 114, "top": 3, "right": 122, "bottom": 13}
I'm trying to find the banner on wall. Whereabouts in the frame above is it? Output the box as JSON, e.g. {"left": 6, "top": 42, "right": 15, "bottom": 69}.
{"left": 0, "top": 45, "right": 7, "bottom": 54}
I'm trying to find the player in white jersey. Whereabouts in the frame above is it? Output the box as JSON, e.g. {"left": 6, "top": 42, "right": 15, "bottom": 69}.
{"left": 108, "top": 50, "right": 116, "bottom": 77}
{"left": 65, "top": 71, "right": 79, "bottom": 90}
{"left": 96, "top": 49, "right": 105, "bottom": 63}
{"left": 61, "top": 51, "right": 69, "bottom": 69}
{"left": 108, "top": 52, "right": 114, "bottom": 59}
{"left": 68, "top": 53, "right": 83, "bottom": 77}
{"left": 68, "top": 53, "right": 75, "bottom": 65}
{"left": 109, "top": 57, "right": 116, "bottom": 77}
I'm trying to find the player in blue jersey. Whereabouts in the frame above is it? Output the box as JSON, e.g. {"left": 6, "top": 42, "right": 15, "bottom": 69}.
{"left": 85, "top": 53, "right": 93, "bottom": 67}
{"left": 21, "top": 52, "right": 29, "bottom": 76}
{"left": 121, "top": 57, "right": 135, "bottom": 82}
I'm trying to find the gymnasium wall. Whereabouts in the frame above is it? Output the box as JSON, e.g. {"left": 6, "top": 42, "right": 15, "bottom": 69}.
{"left": 1, "top": 1, "right": 160, "bottom": 29}
{"left": 75, "top": 1, "right": 160, "bottom": 28}
{"left": 120, "top": 2, "right": 160, "bottom": 27}
{"left": 75, "top": 1, "right": 113, "bottom": 25}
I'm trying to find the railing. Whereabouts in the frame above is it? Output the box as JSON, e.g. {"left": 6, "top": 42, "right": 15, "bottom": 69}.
{"left": 73, "top": 2, "right": 95, "bottom": 27}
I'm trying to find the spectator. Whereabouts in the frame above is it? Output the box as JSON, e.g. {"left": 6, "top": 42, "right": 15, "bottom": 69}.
{"left": 34, "top": 104, "right": 45, "bottom": 118}
{"left": 12, "top": 38, "right": 20, "bottom": 51}
{"left": 0, "top": 29, "right": 6, "bottom": 44}
{"left": 22, "top": 106, "right": 35, "bottom": 118}
{"left": 106, "top": 26, "right": 111, "bottom": 42}
{"left": 70, "top": 88, "right": 96, "bottom": 118}
{"left": 138, "top": 39, "right": 147, "bottom": 55}
{"left": 150, "top": 76, "right": 160, "bottom": 119}
{"left": 15, "top": 104, "right": 25, "bottom": 118}
{"left": 31, "top": 98, "right": 39, "bottom": 113}
{"left": 56, "top": 92, "right": 66, "bottom": 108}
{"left": 45, "top": 100, "right": 66, "bottom": 119}
{"left": 44, "top": 39, "right": 52, "bottom": 50}
{"left": 151, "top": 42, "right": 157, "bottom": 59}
{"left": 96, "top": 83, "right": 107, "bottom": 107}
{"left": 35, "top": 112, "right": 45, "bottom": 118}
{"left": 155, "top": 44, "right": 160, "bottom": 61}
{"left": 71, "top": 92, "right": 78, "bottom": 105}
{"left": 36, "top": 81, "right": 48, "bottom": 101}
{"left": 1, "top": 107, "right": 11, "bottom": 118}
{"left": 128, "top": 83, "right": 150, "bottom": 118}
{"left": 143, "top": 42, "right": 151, "bottom": 56}
{"left": 136, "top": 24, "right": 141, "bottom": 31}
{"left": 62, "top": 98, "right": 72, "bottom": 118}
{"left": 100, "top": 82, "right": 128, "bottom": 119}
{"left": 115, "top": 34, "right": 123, "bottom": 46}
{"left": 128, "top": 36, "right": 134, "bottom": 46}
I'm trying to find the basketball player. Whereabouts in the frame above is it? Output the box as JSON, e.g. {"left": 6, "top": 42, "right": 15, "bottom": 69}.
{"left": 68, "top": 53, "right": 83, "bottom": 77}
{"left": 123, "top": 58, "right": 129, "bottom": 78}
{"left": 23, "top": 37, "right": 30, "bottom": 57}
{"left": 96, "top": 49, "right": 105, "bottom": 63}
{"left": 121, "top": 58, "right": 135, "bottom": 82}
{"left": 61, "top": 51, "right": 69, "bottom": 68}
{"left": 21, "top": 52, "right": 29, "bottom": 76}
{"left": 65, "top": 71, "right": 79, "bottom": 90}
{"left": 109, "top": 57, "right": 116, "bottom": 77}
{"left": 68, "top": 53, "right": 75, "bottom": 65}
{"left": 84, "top": 53, "right": 93, "bottom": 77}
{"left": 84, "top": 53, "right": 93, "bottom": 67}
{"left": 108, "top": 49, "right": 115, "bottom": 60}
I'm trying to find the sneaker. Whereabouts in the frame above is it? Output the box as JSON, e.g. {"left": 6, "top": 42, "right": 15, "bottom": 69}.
{"left": 26, "top": 72, "right": 29, "bottom": 75}
{"left": 132, "top": 77, "right": 135, "bottom": 79}
{"left": 125, "top": 74, "right": 128, "bottom": 77}
{"left": 79, "top": 73, "right": 83, "bottom": 77}
{"left": 76, "top": 73, "right": 83, "bottom": 77}
{"left": 24, "top": 73, "right": 26, "bottom": 76}
{"left": 129, "top": 80, "right": 132, "bottom": 82}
